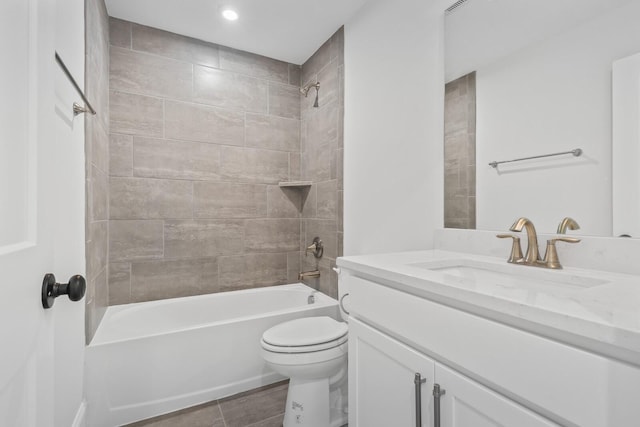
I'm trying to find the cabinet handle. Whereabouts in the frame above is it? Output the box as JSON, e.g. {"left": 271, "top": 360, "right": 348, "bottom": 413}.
{"left": 414, "top": 373, "right": 426, "bottom": 427}
{"left": 433, "top": 383, "right": 446, "bottom": 427}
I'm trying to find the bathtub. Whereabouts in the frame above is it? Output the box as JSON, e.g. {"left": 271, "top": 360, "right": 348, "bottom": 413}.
{"left": 85, "top": 283, "right": 340, "bottom": 427}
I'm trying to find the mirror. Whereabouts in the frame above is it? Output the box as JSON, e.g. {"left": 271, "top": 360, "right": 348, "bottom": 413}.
{"left": 444, "top": 0, "right": 640, "bottom": 236}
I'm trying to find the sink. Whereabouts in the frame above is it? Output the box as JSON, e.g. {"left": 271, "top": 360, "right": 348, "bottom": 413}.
{"left": 409, "top": 258, "right": 608, "bottom": 293}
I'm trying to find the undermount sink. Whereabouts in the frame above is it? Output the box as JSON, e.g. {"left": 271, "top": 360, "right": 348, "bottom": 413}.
{"left": 409, "top": 258, "right": 609, "bottom": 292}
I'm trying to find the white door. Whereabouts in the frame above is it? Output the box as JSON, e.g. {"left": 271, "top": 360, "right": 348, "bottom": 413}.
{"left": 436, "top": 364, "right": 559, "bottom": 427}
{"left": 0, "top": 0, "right": 57, "bottom": 425}
{"left": 349, "top": 318, "right": 435, "bottom": 427}
{"left": 0, "top": 0, "right": 85, "bottom": 425}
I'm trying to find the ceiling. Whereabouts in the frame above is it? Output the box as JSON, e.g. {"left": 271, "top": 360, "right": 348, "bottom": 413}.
{"left": 445, "top": 0, "right": 633, "bottom": 82}
{"left": 105, "top": 0, "right": 369, "bottom": 65}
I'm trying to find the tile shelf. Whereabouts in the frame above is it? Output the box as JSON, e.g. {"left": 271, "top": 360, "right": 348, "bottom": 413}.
{"left": 278, "top": 181, "right": 313, "bottom": 188}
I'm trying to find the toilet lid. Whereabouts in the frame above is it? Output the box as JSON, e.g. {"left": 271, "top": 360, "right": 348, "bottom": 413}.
{"left": 262, "top": 316, "right": 348, "bottom": 347}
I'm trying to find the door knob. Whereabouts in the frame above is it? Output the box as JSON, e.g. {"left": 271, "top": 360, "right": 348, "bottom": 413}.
{"left": 41, "top": 273, "right": 86, "bottom": 309}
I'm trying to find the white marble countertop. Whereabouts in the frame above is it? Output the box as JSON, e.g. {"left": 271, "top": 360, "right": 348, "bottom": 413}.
{"left": 337, "top": 249, "right": 640, "bottom": 366}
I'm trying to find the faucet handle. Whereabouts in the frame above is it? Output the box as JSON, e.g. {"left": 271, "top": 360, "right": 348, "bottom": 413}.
{"left": 542, "top": 237, "right": 581, "bottom": 269}
{"left": 496, "top": 234, "right": 524, "bottom": 264}
{"left": 557, "top": 217, "right": 580, "bottom": 234}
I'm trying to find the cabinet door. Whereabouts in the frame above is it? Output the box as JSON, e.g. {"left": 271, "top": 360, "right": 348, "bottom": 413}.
{"left": 436, "top": 364, "right": 559, "bottom": 427}
{"left": 349, "top": 318, "right": 435, "bottom": 427}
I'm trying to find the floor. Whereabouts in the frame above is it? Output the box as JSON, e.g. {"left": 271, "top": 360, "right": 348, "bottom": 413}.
{"left": 126, "top": 381, "right": 288, "bottom": 427}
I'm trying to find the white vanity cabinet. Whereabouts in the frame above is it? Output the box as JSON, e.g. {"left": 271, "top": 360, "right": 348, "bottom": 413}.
{"left": 350, "top": 318, "right": 558, "bottom": 427}
{"left": 341, "top": 269, "right": 640, "bottom": 427}
{"left": 350, "top": 317, "right": 435, "bottom": 426}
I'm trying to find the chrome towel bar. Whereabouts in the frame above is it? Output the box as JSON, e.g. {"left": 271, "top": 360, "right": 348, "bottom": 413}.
{"left": 55, "top": 52, "right": 96, "bottom": 116}
{"left": 489, "top": 148, "right": 582, "bottom": 168}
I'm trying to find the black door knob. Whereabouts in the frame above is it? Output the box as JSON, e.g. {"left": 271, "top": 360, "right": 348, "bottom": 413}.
{"left": 41, "top": 273, "right": 86, "bottom": 309}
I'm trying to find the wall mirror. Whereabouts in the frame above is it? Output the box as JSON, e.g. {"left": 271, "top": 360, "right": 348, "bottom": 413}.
{"left": 444, "top": 0, "right": 640, "bottom": 237}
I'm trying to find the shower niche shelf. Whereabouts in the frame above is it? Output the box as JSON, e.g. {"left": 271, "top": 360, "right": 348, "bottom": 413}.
{"left": 278, "top": 181, "right": 313, "bottom": 188}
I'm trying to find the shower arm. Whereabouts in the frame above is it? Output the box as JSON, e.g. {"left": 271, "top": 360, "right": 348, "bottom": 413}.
{"left": 300, "top": 82, "right": 320, "bottom": 97}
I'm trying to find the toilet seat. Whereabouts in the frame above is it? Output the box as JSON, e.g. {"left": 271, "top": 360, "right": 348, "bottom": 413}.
{"left": 261, "top": 316, "right": 348, "bottom": 354}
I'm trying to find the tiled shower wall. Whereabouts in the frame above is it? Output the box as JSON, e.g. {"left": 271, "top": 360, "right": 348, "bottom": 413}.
{"left": 85, "top": 0, "right": 110, "bottom": 342}
{"left": 107, "top": 20, "right": 305, "bottom": 304}
{"left": 299, "top": 29, "right": 345, "bottom": 299}
{"left": 444, "top": 72, "right": 476, "bottom": 229}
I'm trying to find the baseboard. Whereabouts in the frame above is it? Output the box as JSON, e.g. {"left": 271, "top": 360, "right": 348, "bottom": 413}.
{"left": 72, "top": 399, "right": 87, "bottom": 427}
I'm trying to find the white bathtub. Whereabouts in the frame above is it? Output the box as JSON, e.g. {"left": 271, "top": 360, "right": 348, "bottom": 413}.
{"left": 85, "top": 283, "right": 340, "bottom": 427}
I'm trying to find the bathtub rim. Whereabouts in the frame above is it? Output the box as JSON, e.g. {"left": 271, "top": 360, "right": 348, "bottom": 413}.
{"left": 89, "top": 283, "right": 337, "bottom": 347}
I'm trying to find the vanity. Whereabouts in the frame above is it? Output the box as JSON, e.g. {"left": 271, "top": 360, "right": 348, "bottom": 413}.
{"left": 337, "top": 234, "right": 640, "bottom": 427}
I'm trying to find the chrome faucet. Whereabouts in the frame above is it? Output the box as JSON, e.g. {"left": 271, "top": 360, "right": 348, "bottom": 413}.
{"left": 509, "top": 217, "right": 541, "bottom": 264}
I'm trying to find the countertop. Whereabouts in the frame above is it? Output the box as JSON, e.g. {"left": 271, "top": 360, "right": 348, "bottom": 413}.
{"left": 337, "top": 249, "right": 640, "bottom": 366}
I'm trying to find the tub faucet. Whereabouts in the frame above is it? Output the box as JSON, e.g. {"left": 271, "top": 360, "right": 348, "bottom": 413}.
{"left": 298, "top": 270, "right": 320, "bottom": 281}
{"left": 509, "top": 217, "right": 541, "bottom": 264}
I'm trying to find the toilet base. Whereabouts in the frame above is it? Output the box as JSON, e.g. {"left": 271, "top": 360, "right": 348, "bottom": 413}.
{"left": 283, "top": 378, "right": 348, "bottom": 427}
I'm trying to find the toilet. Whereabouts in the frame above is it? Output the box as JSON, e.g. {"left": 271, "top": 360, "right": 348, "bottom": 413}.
{"left": 260, "top": 286, "right": 350, "bottom": 427}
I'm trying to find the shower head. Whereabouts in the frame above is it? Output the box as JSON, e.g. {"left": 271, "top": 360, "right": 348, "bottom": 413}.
{"left": 300, "top": 82, "right": 320, "bottom": 108}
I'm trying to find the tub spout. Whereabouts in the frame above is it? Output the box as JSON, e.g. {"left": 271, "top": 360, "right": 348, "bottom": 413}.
{"left": 298, "top": 270, "right": 320, "bottom": 281}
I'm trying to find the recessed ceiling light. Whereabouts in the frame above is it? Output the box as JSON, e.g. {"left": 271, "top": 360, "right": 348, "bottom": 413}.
{"left": 222, "top": 8, "right": 239, "bottom": 21}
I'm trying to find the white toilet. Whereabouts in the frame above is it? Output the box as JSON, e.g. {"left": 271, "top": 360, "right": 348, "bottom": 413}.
{"left": 260, "top": 288, "right": 349, "bottom": 427}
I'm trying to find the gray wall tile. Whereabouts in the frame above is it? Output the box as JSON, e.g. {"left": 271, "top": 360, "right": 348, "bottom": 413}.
{"left": 301, "top": 39, "right": 331, "bottom": 86}
{"left": 104, "top": 21, "right": 345, "bottom": 307}
{"left": 193, "top": 182, "right": 267, "bottom": 218}
{"left": 301, "top": 184, "right": 317, "bottom": 218}
{"left": 164, "top": 220, "right": 244, "bottom": 258}
{"left": 245, "top": 219, "right": 300, "bottom": 253}
{"left": 220, "top": 147, "right": 289, "bottom": 183}
{"left": 219, "top": 46, "right": 289, "bottom": 84}
{"left": 317, "top": 60, "right": 338, "bottom": 108}
{"left": 110, "top": 91, "right": 163, "bottom": 137}
{"left": 131, "top": 24, "right": 219, "bottom": 68}
{"left": 302, "top": 139, "right": 336, "bottom": 182}
{"left": 131, "top": 258, "right": 219, "bottom": 302}
{"left": 110, "top": 133, "right": 133, "bottom": 176}
{"left": 86, "top": 0, "right": 110, "bottom": 343}
{"left": 193, "top": 66, "right": 268, "bottom": 113}
{"left": 110, "top": 220, "right": 164, "bottom": 261}
{"left": 219, "top": 253, "right": 288, "bottom": 291}
{"left": 90, "top": 165, "right": 109, "bottom": 221}
{"left": 110, "top": 177, "right": 193, "bottom": 219}
{"left": 164, "top": 100, "right": 244, "bottom": 145}
{"left": 287, "top": 251, "right": 301, "bottom": 283}
{"left": 133, "top": 137, "right": 221, "bottom": 180}
{"left": 268, "top": 83, "right": 300, "bottom": 119}
{"left": 316, "top": 180, "right": 337, "bottom": 219}
{"left": 267, "top": 186, "right": 301, "bottom": 218}
{"left": 289, "top": 64, "right": 301, "bottom": 86}
{"left": 110, "top": 47, "right": 193, "bottom": 100}
{"left": 444, "top": 72, "right": 476, "bottom": 229}
{"left": 306, "top": 102, "right": 337, "bottom": 146}
{"left": 87, "top": 221, "right": 108, "bottom": 281}
{"left": 89, "top": 117, "right": 110, "bottom": 174}
{"left": 289, "top": 152, "right": 301, "bottom": 181}
{"left": 245, "top": 113, "right": 300, "bottom": 152}
{"left": 109, "top": 18, "right": 131, "bottom": 49}
{"left": 108, "top": 262, "right": 131, "bottom": 305}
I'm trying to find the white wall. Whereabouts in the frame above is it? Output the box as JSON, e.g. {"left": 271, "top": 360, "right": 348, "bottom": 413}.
{"left": 476, "top": 1, "right": 640, "bottom": 236}
{"left": 344, "top": 0, "right": 448, "bottom": 256}
{"left": 53, "top": 0, "right": 87, "bottom": 425}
